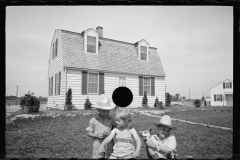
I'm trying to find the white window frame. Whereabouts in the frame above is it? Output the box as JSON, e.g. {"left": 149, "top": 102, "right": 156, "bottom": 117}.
{"left": 216, "top": 94, "right": 221, "bottom": 101}
{"left": 225, "top": 82, "right": 231, "bottom": 89}
{"left": 143, "top": 77, "right": 151, "bottom": 95}
{"left": 84, "top": 29, "right": 99, "bottom": 55}
{"left": 87, "top": 36, "right": 97, "bottom": 53}
{"left": 118, "top": 76, "right": 127, "bottom": 87}
{"left": 140, "top": 46, "right": 148, "bottom": 61}
{"left": 87, "top": 72, "right": 99, "bottom": 94}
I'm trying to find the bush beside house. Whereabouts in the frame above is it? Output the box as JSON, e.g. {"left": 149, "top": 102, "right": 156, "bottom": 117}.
{"left": 194, "top": 99, "right": 201, "bottom": 108}
{"left": 84, "top": 97, "right": 92, "bottom": 110}
{"left": 64, "top": 88, "right": 73, "bottom": 110}
{"left": 142, "top": 91, "right": 148, "bottom": 107}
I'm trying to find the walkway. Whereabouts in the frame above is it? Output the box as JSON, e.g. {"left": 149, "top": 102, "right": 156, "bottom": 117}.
{"left": 141, "top": 112, "right": 233, "bottom": 131}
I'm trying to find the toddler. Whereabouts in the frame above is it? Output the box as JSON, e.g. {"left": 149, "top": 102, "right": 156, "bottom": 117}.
{"left": 99, "top": 108, "right": 142, "bottom": 159}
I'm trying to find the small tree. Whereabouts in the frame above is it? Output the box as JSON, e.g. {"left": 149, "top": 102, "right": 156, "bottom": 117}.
{"left": 154, "top": 97, "right": 160, "bottom": 108}
{"left": 20, "top": 91, "right": 34, "bottom": 110}
{"left": 142, "top": 91, "right": 148, "bottom": 107}
{"left": 165, "top": 92, "right": 171, "bottom": 107}
{"left": 175, "top": 93, "right": 180, "bottom": 101}
{"left": 84, "top": 97, "right": 92, "bottom": 110}
{"left": 64, "top": 88, "right": 73, "bottom": 110}
{"left": 194, "top": 99, "right": 201, "bottom": 108}
{"left": 26, "top": 96, "right": 40, "bottom": 113}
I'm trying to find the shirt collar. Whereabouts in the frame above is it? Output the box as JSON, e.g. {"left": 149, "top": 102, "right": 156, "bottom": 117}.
{"left": 95, "top": 114, "right": 111, "bottom": 120}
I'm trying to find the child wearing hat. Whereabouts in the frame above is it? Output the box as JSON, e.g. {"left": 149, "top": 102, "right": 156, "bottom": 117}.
{"left": 145, "top": 115, "right": 177, "bottom": 159}
{"left": 98, "top": 108, "right": 142, "bottom": 159}
{"left": 86, "top": 94, "right": 117, "bottom": 159}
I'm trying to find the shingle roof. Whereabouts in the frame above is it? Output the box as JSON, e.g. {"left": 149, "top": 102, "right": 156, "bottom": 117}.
{"left": 61, "top": 30, "right": 166, "bottom": 77}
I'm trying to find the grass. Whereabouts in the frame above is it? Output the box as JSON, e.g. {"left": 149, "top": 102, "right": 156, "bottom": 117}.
{"left": 6, "top": 109, "right": 232, "bottom": 159}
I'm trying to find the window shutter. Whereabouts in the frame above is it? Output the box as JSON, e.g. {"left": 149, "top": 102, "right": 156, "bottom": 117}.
{"left": 55, "top": 74, "right": 57, "bottom": 95}
{"left": 52, "top": 43, "right": 54, "bottom": 59}
{"left": 139, "top": 76, "right": 143, "bottom": 96}
{"left": 151, "top": 77, "right": 155, "bottom": 96}
{"left": 230, "top": 82, "right": 232, "bottom": 88}
{"left": 59, "top": 72, "right": 61, "bottom": 95}
{"left": 51, "top": 77, "right": 53, "bottom": 96}
{"left": 220, "top": 95, "right": 222, "bottom": 101}
{"left": 99, "top": 73, "right": 104, "bottom": 95}
{"left": 55, "top": 39, "right": 58, "bottom": 57}
{"left": 49, "top": 78, "right": 50, "bottom": 96}
{"left": 82, "top": 71, "right": 88, "bottom": 95}
{"left": 223, "top": 82, "right": 225, "bottom": 89}
{"left": 214, "top": 95, "right": 216, "bottom": 101}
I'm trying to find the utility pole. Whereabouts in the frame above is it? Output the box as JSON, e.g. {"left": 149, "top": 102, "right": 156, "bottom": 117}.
{"left": 15, "top": 85, "right": 19, "bottom": 106}
{"left": 189, "top": 89, "right": 190, "bottom": 100}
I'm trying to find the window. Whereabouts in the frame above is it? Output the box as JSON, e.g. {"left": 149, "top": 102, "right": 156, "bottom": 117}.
{"left": 52, "top": 38, "right": 58, "bottom": 59}
{"left": 140, "top": 46, "right": 147, "bottom": 60}
{"left": 55, "top": 72, "right": 61, "bottom": 95}
{"left": 88, "top": 72, "right": 98, "bottom": 94}
{"left": 87, "top": 36, "right": 96, "bottom": 53}
{"left": 215, "top": 94, "right": 222, "bottom": 101}
{"left": 119, "top": 76, "right": 126, "bottom": 86}
{"left": 143, "top": 77, "right": 151, "bottom": 95}
{"left": 225, "top": 82, "right": 231, "bottom": 89}
{"left": 49, "top": 77, "right": 53, "bottom": 96}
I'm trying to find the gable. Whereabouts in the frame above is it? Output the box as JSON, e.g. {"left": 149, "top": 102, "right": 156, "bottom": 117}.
{"left": 210, "top": 79, "right": 233, "bottom": 90}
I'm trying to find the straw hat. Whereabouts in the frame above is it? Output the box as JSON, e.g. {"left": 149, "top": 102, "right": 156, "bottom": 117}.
{"left": 91, "top": 94, "right": 115, "bottom": 110}
{"left": 153, "top": 115, "right": 175, "bottom": 129}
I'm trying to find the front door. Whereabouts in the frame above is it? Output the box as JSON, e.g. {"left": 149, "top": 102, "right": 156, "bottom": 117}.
{"left": 226, "top": 94, "right": 233, "bottom": 106}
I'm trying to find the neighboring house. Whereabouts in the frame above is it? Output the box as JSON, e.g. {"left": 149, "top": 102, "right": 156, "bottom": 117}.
{"left": 47, "top": 26, "right": 166, "bottom": 109}
{"left": 205, "top": 96, "right": 210, "bottom": 106}
{"left": 210, "top": 79, "right": 233, "bottom": 106}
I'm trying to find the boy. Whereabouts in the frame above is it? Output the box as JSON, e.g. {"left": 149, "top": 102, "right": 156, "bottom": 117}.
{"left": 145, "top": 115, "right": 177, "bottom": 159}
{"left": 86, "top": 94, "right": 116, "bottom": 159}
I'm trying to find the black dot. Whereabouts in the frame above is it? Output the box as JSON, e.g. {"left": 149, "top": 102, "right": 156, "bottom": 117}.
{"left": 112, "top": 87, "right": 133, "bottom": 108}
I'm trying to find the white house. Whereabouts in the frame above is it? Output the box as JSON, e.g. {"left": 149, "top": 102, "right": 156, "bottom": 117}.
{"left": 210, "top": 79, "right": 233, "bottom": 106}
{"left": 47, "top": 26, "right": 166, "bottom": 109}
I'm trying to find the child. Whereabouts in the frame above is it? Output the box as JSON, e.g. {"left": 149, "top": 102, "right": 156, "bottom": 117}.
{"left": 86, "top": 94, "right": 116, "bottom": 159}
{"left": 145, "top": 115, "right": 177, "bottom": 159}
{"left": 98, "top": 108, "right": 142, "bottom": 159}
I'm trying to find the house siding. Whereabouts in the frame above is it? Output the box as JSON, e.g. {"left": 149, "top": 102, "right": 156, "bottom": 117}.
{"left": 210, "top": 79, "right": 233, "bottom": 106}
{"left": 59, "top": 70, "right": 165, "bottom": 109}
{"left": 47, "top": 30, "right": 65, "bottom": 109}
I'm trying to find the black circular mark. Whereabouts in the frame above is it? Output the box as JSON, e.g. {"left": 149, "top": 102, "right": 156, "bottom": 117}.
{"left": 112, "top": 87, "right": 133, "bottom": 108}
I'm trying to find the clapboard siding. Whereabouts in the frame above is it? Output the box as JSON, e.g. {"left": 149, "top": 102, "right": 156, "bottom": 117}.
{"left": 47, "top": 30, "right": 64, "bottom": 109}
{"left": 210, "top": 79, "right": 233, "bottom": 106}
{"left": 56, "top": 70, "right": 165, "bottom": 109}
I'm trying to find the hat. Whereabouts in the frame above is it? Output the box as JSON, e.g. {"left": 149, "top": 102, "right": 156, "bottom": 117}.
{"left": 153, "top": 115, "right": 175, "bottom": 129}
{"left": 91, "top": 94, "right": 115, "bottom": 110}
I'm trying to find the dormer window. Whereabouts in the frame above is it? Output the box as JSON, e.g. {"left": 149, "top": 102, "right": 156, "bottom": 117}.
{"left": 87, "top": 36, "right": 96, "bottom": 53}
{"left": 83, "top": 28, "right": 99, "bottom": 54}
{"left": 136, "top": 39, "right": 149, "bottom": 61}
{"left": 140, "top": 46, "right": 147, "bottom": 60}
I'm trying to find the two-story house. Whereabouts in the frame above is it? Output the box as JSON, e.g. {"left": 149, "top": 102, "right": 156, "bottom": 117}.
{"left": 47, "top": 26, "right": 166, "bottom": 109}
{"left": 210, "top": 79, "right": 233, "bottom": 106}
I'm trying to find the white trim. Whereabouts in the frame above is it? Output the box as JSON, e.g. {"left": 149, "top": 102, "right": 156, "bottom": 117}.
{"left": 84, "top": 31, "right": 99, "bottom": 55}
{"left": 143, "top": 76, "right": 151, "bottom": 96}
{"left": 118, "top": 75, "right": 127, "bottom": 87}
{"left": 64, "top": 68, "right": 67, "bottom": 106}
{"left": 87, "top": 71, "right": 99, "bottom": 94}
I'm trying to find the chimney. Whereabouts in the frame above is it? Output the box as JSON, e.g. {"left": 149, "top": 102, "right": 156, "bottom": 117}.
{"left": 96, "top": 26, "right": 103, "bottom": 38}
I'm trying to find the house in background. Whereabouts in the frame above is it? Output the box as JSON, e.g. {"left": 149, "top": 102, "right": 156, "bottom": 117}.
{"left": 205, "top": 96, "right": 210, "bottom": 106}
{"left": 47, "top": 26, "right": 166, "bottom": 109}
{"left": 210, "top": 79, "right": 233, "bottom": 106}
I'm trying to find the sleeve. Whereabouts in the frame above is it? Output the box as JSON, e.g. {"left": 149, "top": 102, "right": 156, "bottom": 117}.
{"left": 166, "top": 135, "right": 177, "bottom": 150}
{"left": 86, "top": 118, "right": 95, "bottom": 133}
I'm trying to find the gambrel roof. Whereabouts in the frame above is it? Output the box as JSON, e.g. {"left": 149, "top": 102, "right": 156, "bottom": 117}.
{"left": 60, "top": 30, "right": 166, "bottom": 77}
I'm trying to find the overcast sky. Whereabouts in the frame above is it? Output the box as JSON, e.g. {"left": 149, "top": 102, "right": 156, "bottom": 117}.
{"left": 6, "top": 6, "right": 233, "bottom": 99}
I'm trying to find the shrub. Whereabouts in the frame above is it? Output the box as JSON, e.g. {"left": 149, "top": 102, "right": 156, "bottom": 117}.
{"left": 194, "top": 99, "right": 201, "bottom": 108}
{"left": 64, "top": 88, "right": 73, "bottom": 110}
{"left": 165, "top": 92, "right": 171, "bottom": 107}
{"left": 154, "top": 97, "right": 160, "bottom": 108}
{"left": 158, "top": 101, "right": 163, "bottom": 109}
{"left": 20, "top": 91, "right": 35, "bottom": 110}
{"left": 142, "top": 91, "right": 148, "bottom": 107}
{"left": 25, "top": 96, "right": 40, "bottom": 113}
{"left": 84, "top": 97, "right": 92, "bottom": 110}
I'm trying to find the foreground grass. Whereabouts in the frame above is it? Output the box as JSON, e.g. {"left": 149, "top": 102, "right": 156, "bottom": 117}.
{"left": 6, "top": 111, "right": 232, "bottom": 159}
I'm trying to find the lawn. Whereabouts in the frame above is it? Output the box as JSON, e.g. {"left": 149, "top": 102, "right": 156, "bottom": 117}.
{"left": 6, "top": 109, "right": 232, "bottom": 159}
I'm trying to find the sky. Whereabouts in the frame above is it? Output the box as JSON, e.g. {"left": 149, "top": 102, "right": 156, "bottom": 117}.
{"left": 6, "top": 6, "right": 233, "bottom": 99}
